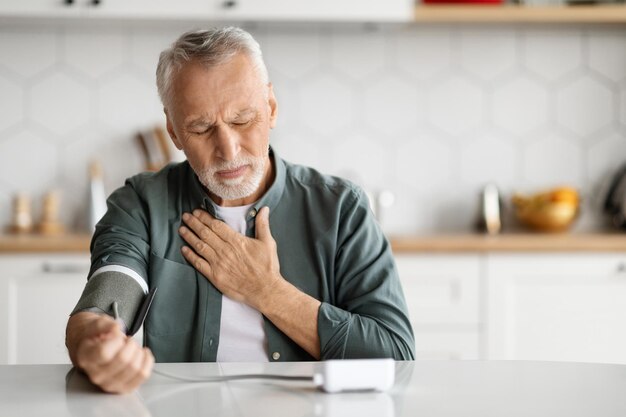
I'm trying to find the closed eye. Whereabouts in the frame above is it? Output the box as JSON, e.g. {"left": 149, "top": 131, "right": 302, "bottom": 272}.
{"left": 231, "top": 113, "right": 259, "bottom": 127}
{"left": 189, "top": 126, "right": 212, "bottom": 135}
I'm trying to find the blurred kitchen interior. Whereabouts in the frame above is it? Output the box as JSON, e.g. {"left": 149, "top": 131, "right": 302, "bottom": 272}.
{"left": 1, "top": 2, "right": 625, "bottom": 235}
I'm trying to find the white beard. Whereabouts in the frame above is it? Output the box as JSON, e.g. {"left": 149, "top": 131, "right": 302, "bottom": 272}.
{"left": 193, "top": 153, "right": 267, "bottom": 201}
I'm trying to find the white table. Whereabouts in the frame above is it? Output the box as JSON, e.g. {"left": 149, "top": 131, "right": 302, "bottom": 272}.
{"left": 1, "top": 360, "right": 625, "bottom": 416}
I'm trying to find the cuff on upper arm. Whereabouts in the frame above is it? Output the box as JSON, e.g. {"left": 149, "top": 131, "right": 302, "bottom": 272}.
{"left": 71, "top": 270, "right": 145, "bottom": 331}
{"left": 71, "top": 306, "right": 128, "bottom": 334}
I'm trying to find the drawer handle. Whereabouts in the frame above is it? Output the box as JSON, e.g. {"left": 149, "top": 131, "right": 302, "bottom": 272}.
{"left": 616, "top": 263, "right": 626, "bottom": 274}
{"left": 42, "top": 263, "right": 89, "bottom": 274}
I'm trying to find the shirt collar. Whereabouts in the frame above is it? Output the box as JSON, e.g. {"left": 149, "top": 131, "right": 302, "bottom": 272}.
{"left": 188, "top": 147, "right": 286, "bottom": 221}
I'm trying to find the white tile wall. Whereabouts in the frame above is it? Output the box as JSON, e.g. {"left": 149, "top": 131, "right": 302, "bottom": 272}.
{"left": 459, "top": 28, "right": 517, "bottom": 81}
{"left": 588, "top": 30, "right": 626, "bottom": 82}
{"left": 522, "top": 133, "right": 584, "bottom": 188}
{"left": 30, "top": 72, "right": 91, "bottom": 136}
{"left": 0, "top": 76, "right": 22, "bottom": 131}
{"left": 557, "top": 75, "right": 614, "bottom": 139}
{"left": 492, "top": 76, "right": 549, "bottom": 136}
{"left": 0, "top": 30, "right": 57, "bottom": 78}
{"left": 0, "top": 24, "right": 625, "bottom": 235}
{"left": 428, "top": 76, "right": 485, "bottom": 136}
{"left": 523, "top": 29, "right": 581, "bottom": 81}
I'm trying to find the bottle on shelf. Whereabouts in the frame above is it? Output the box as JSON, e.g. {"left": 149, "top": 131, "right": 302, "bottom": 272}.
{"left": 36, "top": 191, "right": 65, "bottom": 235}
{"left": 88, "top": 160, "right": 108, "bottom": 234}
{"left": 7, "top": 193, "right": 34, "bottom": 234}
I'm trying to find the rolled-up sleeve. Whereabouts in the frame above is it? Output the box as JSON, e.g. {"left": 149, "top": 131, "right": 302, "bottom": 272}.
{"left": 71, "top": 179, "right": 150, "bottom": 328}
{"left": 317, "top": 187, "right": 415, "bottom": 360}
{"left": 89, "top": 180, "right": 151, "bottom": 279}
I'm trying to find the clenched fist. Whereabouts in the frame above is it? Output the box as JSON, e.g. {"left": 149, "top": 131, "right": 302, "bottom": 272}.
{"left": 67, "top": 312, "right": 154, "bottom": 394}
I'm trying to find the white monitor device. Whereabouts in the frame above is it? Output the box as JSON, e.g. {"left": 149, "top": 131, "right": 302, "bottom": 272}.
{"left": 313, "top": 358, "right": 396, "bottom": 393}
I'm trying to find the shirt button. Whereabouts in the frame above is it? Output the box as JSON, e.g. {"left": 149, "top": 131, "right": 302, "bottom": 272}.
{"left": 209, "top": 338, "right": 214, "bottom": 346}
{"left": 248, "top": 208, "right": 257, "bottom": 218}
{"left": 272, "top": 352, "right": 281, "bottom": 361}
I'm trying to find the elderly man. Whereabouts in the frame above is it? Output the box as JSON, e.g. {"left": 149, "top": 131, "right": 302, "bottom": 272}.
{"left": 66, "top": 27, "right": 414, "bottom": 394}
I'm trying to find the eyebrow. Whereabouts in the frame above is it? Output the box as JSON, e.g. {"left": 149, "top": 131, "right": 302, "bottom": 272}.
{"left": 232, "top": 108, "right": 256, "bottom": 119}
{"left": 185, "top": 108, "right": 257, "bottom": 129}
{"left": 185, "top": 118, "right": 213, "bottom": 129}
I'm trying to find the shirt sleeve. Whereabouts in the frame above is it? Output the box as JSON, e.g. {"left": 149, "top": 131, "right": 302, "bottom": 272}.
{"left": 71, "top": 180, "right": 150, "bottom": 330}
{"left": 317, "top": 187, "right": 415, "bottom": 360}
{"left": 89, "top": 179, "right": 151, "bottom": 280}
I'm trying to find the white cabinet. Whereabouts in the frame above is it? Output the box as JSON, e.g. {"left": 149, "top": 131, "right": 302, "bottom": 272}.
{"left": 486, "top": 253, "right": 626, "bottom": 364}
{"left": 82, "top": 0, "right": 210, "bottom": 20}
{"left": 4, "top": 249, "right": 626, "bottom": 364}
{"left": 0, "top": 0, "right": 200, "bottom": 19}
{"left": 397, "top": 251, "right": 626, "bottom": 364}
{"left": 0, "top": 0, "right": 414, "bottom": 22}
{"left": 0, "top": 254, "right": 90, "bottom": 364}
{"left": 395, "top": 254, "right": 482, "bottom": 360}
{"left": 204, "top": 0, "right": 414, "bottom": 22}
{"left": 0, "top": 0, "right": 80, "bottom": 18}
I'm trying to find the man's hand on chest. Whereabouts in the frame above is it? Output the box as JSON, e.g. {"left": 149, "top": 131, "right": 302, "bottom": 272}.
{"left": 178, "top": 206, "right": 283, "bottom": 311}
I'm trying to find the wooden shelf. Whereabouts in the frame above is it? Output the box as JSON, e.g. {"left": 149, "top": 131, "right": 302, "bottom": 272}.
{"left": 0, "top": 234, "right": 91, "bottom": 253}
{"left": 414, "top": 5, "right": 626, "bottom": 23}
{"left": 390, "top": 233, "right": 626, "bottom": 252}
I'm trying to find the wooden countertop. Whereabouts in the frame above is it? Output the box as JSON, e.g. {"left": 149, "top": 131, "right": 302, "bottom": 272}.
{"left": 0, "top": 234, "right": 92, "bottom": 253}
{"left": 2, "top": 232, "right": 626, "bottom": 253}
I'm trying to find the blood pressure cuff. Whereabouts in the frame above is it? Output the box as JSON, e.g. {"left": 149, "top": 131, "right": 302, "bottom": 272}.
{"left": 70, "top": 271, "right": 144, "bottom": 332}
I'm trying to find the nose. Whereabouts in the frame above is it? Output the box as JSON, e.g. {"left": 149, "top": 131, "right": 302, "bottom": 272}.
{"left": 214, "top": 125, "right": 240, "bottom": 161}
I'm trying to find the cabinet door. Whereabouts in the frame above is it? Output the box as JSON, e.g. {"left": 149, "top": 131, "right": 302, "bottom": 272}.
{"left": 0, "top": 255, "right": 89, "bottom": 364}
{"left": 395, "top": 254, "right": 481, "bottom": 325}
{"left": 84, "top": 0, "right": 210, "bottom": 19}
{"left": 486, "top": 253, "right": 626, "bottom": 364}
{"left": 394, "top": 254, "right": 482, "bottom": 359}
{"left": 211, "top": 0, "right": 413, "bottom": 22}
{"left": 413, "top": 331, "right": 480, "bottom": 360}
{"left": 38, "top": 0, "right": 413, "bottom": 21}
{"left": 0, "top": 0, "right": 80, "bottom": 17}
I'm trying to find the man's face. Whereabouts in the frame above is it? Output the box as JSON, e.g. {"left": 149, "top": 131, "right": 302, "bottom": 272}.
{"left": 165, "top": 53, "right": 277, "bottom": 205}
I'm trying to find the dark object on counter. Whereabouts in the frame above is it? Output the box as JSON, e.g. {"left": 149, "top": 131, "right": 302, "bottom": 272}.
{"left": 603, "top": 163, "right": 626, "bottom": 229}
{"left": 476, "top": 183, "right": 502, "bottom": 235}
{"left": 423, "top": 0, "right": 503, "bottom": 3}
{"left": 566, "top": 0, "right": 625, "bottom": 5}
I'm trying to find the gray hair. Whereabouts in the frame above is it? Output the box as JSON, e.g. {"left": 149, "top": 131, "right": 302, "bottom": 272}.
{"left": 156, "top": 27, "right": 269, "bottom": 108}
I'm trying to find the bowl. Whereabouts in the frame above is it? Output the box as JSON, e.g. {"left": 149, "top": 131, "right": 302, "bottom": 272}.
{"left": 512, "top": 187, "right": 580, "bottom": 232}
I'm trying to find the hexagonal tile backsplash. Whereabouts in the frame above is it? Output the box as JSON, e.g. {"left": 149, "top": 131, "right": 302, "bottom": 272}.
{"left": 0, "top": 24, "right": 625, "bottom": 235}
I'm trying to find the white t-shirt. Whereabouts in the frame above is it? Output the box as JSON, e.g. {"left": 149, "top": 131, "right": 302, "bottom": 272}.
{"left": 214, "top": 203, "right": 269, "bottom": 362}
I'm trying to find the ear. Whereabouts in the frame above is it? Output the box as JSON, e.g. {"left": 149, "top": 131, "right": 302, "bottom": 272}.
{"left": 165, "top": 109, "right": 183, "bottom": 150}
{"left": 267, "top": 83, "right": 278, "bottom": 129}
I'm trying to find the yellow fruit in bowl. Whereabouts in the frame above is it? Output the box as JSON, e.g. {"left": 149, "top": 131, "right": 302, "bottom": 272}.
{"left": 512, "top": 187, "right": 580, "bottom": 232}
{"left": 549, "top": 187, "right": 579, "bottom": 204}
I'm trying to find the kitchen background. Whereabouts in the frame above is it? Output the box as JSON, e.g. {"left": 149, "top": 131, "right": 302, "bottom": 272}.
{"left": 0, "top": 22, "right": 625, "bottom": 234}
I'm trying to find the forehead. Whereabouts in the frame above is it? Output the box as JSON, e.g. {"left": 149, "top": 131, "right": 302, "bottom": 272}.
{"left": 171, "top": 54, "right": 264, "bottom": 113}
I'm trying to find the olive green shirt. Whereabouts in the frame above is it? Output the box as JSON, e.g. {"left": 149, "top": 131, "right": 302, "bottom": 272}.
{"left": 74, "top": 149, "right": 415, "bottom": 362}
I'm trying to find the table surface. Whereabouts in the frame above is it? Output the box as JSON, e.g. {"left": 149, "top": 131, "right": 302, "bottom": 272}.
{"left": 1, "top": 360, "right": 625, "bottom": 417}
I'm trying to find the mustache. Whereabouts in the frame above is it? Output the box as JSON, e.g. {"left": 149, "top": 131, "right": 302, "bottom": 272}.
{"left": 201, "top": 156, "right": 259, "bottom": 175}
